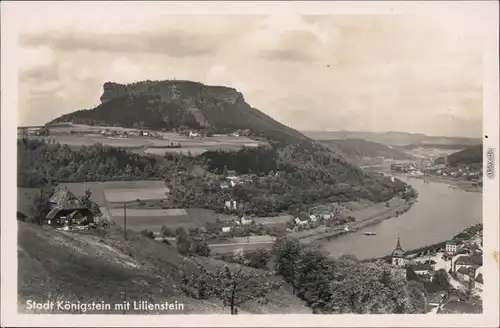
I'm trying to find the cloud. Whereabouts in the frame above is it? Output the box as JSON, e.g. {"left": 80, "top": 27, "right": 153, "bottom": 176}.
{"left": 20, "top": 30, "right": 224, "bottom": 57}
{"left": 13, "top": 10, "right": 486, "bottom": 137}
{"left": 258, "top": 30, "right": 325, "bottom": 62}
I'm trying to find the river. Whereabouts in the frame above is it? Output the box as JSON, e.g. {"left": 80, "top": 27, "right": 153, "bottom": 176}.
{"left": 319, "top": 177, "right": 482, "bottom": 260}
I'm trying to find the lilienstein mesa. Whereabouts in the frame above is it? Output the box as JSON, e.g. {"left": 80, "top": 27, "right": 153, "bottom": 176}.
{"left": 25, "top": 300, "right": 185, "bottom": 312}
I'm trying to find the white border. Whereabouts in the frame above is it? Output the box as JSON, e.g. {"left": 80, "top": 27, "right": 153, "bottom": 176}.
{"left": 1, "top": 1, "right": 499, "bottom": 327}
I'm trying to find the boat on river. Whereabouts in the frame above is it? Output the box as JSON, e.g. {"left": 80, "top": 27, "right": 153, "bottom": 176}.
{"left": 363, "top": 232, "right": 377, "bottom": 236}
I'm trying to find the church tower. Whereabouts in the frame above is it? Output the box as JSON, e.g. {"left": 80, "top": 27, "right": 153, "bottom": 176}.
{"left": 391, "top": 235, "right": 406, "bottom": 267}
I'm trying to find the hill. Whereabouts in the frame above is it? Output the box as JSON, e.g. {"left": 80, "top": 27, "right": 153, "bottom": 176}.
{"left": 35, "top": 80, "right": 415, "bottom": 215}
{"left": 302, "top": 130, "right": 480, "bottom": 147}
{"left": 435, "top": 145, "right": 483, "bottom": 166}
{"left": 18, "top": 221, "right": 310, "bottom": 314}
{"left": 48, "top": 80, "right": 309, "bottom": 146}
{"left": 318, "top": 138, "right": 413, "bottom": 163}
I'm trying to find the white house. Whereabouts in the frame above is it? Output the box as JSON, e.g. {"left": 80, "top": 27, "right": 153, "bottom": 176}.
{"left": 189, "top": 131, "right": 201, "bottom": 138}
{"left": 220, "top": 182, "right": 229, "bottom": 189}
{"left": 240, "top": 216, "right": 253, "bottom": 225}
{"left": 232, "top": 132, "right": 240, "bottom": 137}
{"left": 322, "top": 213, "right": 332, "bottom": 220}
{"left": 309, "top": 214, "right": 317, "bottom": 222}
{"left": 446, "top": 240, "right": 463, "bottom": 254}
{"left": 221, "top": 226, "right": 233, "bottom": 233}
{"left": 294, "top": 217, "right": 308, "bottom": 226}
{"left": 224, "top": 200, "right": 238, "bottom": 211}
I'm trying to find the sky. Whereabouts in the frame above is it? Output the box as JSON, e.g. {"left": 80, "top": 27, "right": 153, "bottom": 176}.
{"left": 13, "top": 2, "right": 490, "bottom": 137}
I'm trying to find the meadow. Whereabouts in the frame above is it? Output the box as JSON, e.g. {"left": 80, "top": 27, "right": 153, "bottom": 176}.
{"left": 58, "top": 180, "right": 167, "bottom": 206}
{"left": 30, "top": 124, "right": 265, "bottom": 153}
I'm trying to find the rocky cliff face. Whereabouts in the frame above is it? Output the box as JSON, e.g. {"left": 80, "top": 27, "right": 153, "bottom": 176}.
{"left": 49, "top": 80, "right": 308, "bottom": 144}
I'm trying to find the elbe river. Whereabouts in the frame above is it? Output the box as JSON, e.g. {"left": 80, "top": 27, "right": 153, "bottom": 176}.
{"left": 320, "top": 177, "right": 482, "bottom": 260}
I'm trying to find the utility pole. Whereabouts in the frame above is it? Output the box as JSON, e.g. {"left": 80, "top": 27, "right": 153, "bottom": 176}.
{"left": 124, "top": 203, "right": 127, "bottom": 241}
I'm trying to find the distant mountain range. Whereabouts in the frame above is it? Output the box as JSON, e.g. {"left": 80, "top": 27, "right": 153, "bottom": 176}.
{"left": 435, "top": 145, "right": 483, "bottom": 166}
{"left": 302, "top": 130, "right": 481, "bottom": 147}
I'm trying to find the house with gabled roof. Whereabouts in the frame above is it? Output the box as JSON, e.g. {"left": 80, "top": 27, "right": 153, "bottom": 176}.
{"left": 453, "top": 255, "right": 482, "bottom": 273}
{"left": 44, "top": 187, "right": 95, "bottom": 228}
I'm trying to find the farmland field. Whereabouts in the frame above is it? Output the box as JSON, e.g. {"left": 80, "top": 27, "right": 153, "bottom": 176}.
{"left": 253, "top": 215, "right": 293, "bottom": 225}
{"left": 58, "top": 180, "right": 167, "bottom": 206}
{"left": 104, "top": 187, "right": 168, "bottom": 203}
{"left": 28, "top": 124, "right": 266, "bottom": 152}
{"left": 110, "top": 208, "right": 234, "bottom": 233}
{"left": 110, "top": 208, "right": 188, "bottom": 217}
{"left": 144, "top": 147, "right": 208, "bottom": 156}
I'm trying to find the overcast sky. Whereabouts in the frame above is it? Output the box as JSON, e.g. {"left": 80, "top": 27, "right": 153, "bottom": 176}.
{"left": 14, "top": 3, "right": 489, "bottom": 137}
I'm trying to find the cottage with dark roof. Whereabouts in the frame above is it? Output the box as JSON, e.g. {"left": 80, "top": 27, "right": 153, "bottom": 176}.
{"left": 453, "top": 255, "right": 483, "bottom": 273}
{"left": 44, "top": 187, "right": 95, "bottom": 228}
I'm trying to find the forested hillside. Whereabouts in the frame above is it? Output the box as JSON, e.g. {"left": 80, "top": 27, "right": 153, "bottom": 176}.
{"left": 435, "top": 145, "right": 483, "bottom": 166}
{"left": 17, "top": 139, "right": 165, "bottom": 187}
{"left": 319, "top": 138, "right": 412, "bottom": 163}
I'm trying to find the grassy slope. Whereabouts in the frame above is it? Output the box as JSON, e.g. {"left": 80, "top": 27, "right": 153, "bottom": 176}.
{"left": 18, "top": 222, "right": 310, "bottom": 314}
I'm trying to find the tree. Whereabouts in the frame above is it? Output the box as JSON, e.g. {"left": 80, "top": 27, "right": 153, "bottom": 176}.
{"left": 246, "top": 248, "right": 271, "bottom": 269}
{"left": 176, "top": 233, "right": 192, "bottom": 255}
{"left": 405, "top": 266, "right": 420, "bottom": 282}
{"left": 161, "top": 225, "right": 175, "bottom": 237}
{"left": 188, "top": 259, "right": 282, "bottom": 314}
{"left": 433, "top": 269, "right": 451, "bottom": 291}
{"left": 32, "top": 186, "right": 54, "bottom": 224}
{"left": 140, "top": 229, "right": 155, "bottom": 239}
{"left": 191, "top": 241, "right": 211, "bottom": 257}
{"left": 272, "top": 236, "right": 303, "bottom": 294}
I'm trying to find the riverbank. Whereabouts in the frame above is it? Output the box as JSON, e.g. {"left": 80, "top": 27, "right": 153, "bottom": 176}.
{"left": 400, "top": 174, "right": 481, "bottom": 193}
{"left": 290, "top": 195, "right": 416, "bottom": 244}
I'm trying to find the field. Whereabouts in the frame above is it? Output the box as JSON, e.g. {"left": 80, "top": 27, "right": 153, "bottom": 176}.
{"left": 27, "top": 124, "right": 266, "bottom": 153}
{"left": 110, "top": 208, "right": 234, "bottom": 233}
{"left": 104, "top": 187, "right": 168, "bottom": 203}
{"left": 58, "top": 180, "right": 167, "bottom": 206}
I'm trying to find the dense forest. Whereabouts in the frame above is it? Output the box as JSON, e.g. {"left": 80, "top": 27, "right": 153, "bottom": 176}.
{"left": 17, "top": 139, "right": 165, "bottom": 187}
{"left": 167, "top": 144, "right": 412, "bottom": 216}
{"left": 435, "top": 145, "right": 483, "bottom": 166}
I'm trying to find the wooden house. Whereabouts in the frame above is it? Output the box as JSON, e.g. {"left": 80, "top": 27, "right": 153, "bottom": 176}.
{"left": 43, "top": 187, "right": 95, "bottom": 228}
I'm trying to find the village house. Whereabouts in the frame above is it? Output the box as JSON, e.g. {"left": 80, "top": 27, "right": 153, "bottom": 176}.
{"left": 391, "top": 235, "right": 406, "bottom": 268}
{"left": 309, "top": 214, "right": 318, "bottom": 222}
{"left": 445, "top": 240, "right": 463, "bottom": 254}
{"left": 294, "top": 216, "right": 309, "bottom": 226}
{"left": 44, "top": 187, "right": 95, "bottom": 229}
{"left": 189, "top": 131, "right": 201, "bottom": 138}
{"left": 453, "top": 255, "right": 483, "bottom": 273}
{"left": 412, "top": 262, "right": 433, "bottom": 277}
{"left": 220, "top": 182, "right": 229, "bottom": 189}
{"left": 221, "top": 226, "right": 233, "bottom": 233}
{"left": 239, "top": 216, "right": 253, "bottom": 225}
{"left": 456, "top": 266, "right": 478, "bottom": 282}
{"left": 224, "top": 199, "right": 238, "bottom": 211}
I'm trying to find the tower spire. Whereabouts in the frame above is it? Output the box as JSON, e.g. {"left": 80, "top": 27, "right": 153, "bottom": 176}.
{"left": 396, "top": 234, "right": 402, "bottom": 249}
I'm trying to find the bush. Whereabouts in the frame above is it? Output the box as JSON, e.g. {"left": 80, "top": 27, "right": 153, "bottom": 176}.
{"left": 190, "top": 241, "right": 211, "bottom": 257}
{"left": 140, "top": 229, "right": 155, "bottom": 239}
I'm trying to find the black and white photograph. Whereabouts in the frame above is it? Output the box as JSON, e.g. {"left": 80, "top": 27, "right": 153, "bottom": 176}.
{"left": 1, "top": 1, "right": 499, "bottom": 327}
